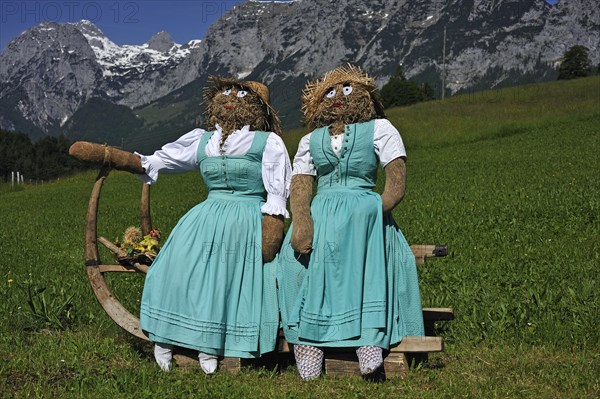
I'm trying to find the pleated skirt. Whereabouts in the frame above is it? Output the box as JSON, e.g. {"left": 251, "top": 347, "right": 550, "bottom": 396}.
{"left": 278, "top": 187, "right": 424, "bottom": 348}
{"left": 140, "top": 192, "right": 279, "bottom": 358}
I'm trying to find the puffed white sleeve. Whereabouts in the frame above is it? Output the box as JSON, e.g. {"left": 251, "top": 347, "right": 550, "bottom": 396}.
{"left": 374, "top": 119, "right": 407, "bottom": 167}
{"left": 135, "top": 128, "right": 205, "bottom": 184}
{"left": 291, "top": 133, "right": 316, "bottom": 176}
{"left": 261, "top": 133, "right": 292, "bottom": 218}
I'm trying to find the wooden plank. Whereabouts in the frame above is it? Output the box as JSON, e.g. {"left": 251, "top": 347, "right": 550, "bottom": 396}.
{"left": 170, "top": 337, "right": 438, "bottom": 375}
{"left": 98, "top": 236, "right": 149, "bottom": 273}
{"left": 277, "top": 340, "right": 291, "bottom": 353}
{"left": 278, "top": 337, "right": 291, "bottom": 353}
{"left": 384, "top": 352, "right": 409, "bottom": 377}
{"left": 324, "top": 352, "right": 359, "bottom": 376}
{"left": 173, "top": 347, "right": 243, "bottom": 373}
{"left": 411, "top": 244, "right": 448, "bottom": 264}
{"left": 220, "top": 357, "right": 243, "bottom": 374}
{"left": 319, "top": 336, "right": 442, "bottom": 354}
{"left": 98, "top": 263, "right": 149, "bottom": 273}
{"left": 389, "top": 336, "right": 443, "bottom": 353}
{"left": 98, "top": 236, "right": 126, "bottom": 257}
{"left": 423, "top": 307, "right": 454, "bottom": 321}
{"left": 324, "top": 351, "right": 407, "bottom": 378}
{"left": 277, "top": 337, "right": 443, "bottom": 353}
{"left": 98, "top": 264, "right": 138, "bottom": 273}
{"left": 423, "top": 308, "right": 454, "bottom": 336}
{"left": 173, "top": 348, "right": 197, "bottom": 368}
{"left": 278, "top": 335, "right": 442, "bottom": 356}
{"left": 277, "top": 309, "right": 450, "bottom": 353}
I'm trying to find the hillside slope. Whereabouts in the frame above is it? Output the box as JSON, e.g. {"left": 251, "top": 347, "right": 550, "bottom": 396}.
{"left": 1, "top": 76, "right": 599, "bottom": 397}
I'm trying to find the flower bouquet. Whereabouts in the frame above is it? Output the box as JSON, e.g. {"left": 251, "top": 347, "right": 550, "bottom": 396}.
{"left": 114, "top": 227, "right": 161, "bottom": 266}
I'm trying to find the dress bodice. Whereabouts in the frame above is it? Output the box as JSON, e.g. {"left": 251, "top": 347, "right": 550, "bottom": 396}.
{"left": 197, "top": 130, "right": 269, "bottom": 198}
{"left": 309, "top": 120, "right": 378, "bottom": 190}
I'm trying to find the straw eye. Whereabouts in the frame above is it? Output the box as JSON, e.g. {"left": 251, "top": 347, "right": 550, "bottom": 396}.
{"left": 326, "top": 88, "right": 336, "bottom": 99}
{"left": 237, "top": 90, "right": 248, "bottom": 98}
{"left": 222, "top": 88, "right": 232, "bottom": 96}
{"left": 343, "top": 85, "right": 353, "bottom": 96}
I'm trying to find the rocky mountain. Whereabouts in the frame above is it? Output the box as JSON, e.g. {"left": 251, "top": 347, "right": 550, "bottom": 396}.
{"left": 1, "top": 0, "right": 598, "bottom": 148}
{"left": 210, "top": 0, "right": 598, "bottom": 98}
{"left": 0, "top": 20, "right": 203, "bottom": 139}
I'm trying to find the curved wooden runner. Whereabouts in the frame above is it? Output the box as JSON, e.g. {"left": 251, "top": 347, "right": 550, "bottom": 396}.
{"left": 84, "top": 166, "right": 150, "bottom": 341}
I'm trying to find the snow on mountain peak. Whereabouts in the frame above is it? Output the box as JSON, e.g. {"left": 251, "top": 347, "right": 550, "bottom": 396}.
{"left": 69, "top": 21, "right": 196, "bottom": 77}
{"left": 73, "top": 20, "right": 105, "bottom": 38}
{"left": 187, "top": 39, "right": 203, "bottom": 47}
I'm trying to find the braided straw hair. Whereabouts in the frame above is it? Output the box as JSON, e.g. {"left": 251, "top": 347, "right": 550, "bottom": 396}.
{"left": 203, "top": 76, "right": 283, "bottom": 137}
{"left": 301, "top": 64, "right": 386, "bottom": 131}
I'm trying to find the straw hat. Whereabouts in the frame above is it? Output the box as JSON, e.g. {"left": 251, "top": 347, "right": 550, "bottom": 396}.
{"left": 301, "top": 64, "right": 385, "bottom": 129}
{"left": 203, "top": 76, "right": 282, "bottom": 135}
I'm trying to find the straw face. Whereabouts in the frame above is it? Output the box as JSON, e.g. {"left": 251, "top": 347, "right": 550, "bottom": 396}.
{"left": 203, "top": 76, "right": 282, "bottom": 136}
{"left": 302, "top": 64, "right": 385, "bottom": 130}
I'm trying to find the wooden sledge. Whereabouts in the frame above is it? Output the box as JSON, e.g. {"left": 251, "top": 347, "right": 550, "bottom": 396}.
{"left": 75, "top": 144, "right": 452, "bottom": 377}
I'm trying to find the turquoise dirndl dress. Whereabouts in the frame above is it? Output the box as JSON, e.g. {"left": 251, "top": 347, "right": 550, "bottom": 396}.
{"left": 140, "top": 131, "right": 279, "bottom": 358}
{"left": 277, "top": 120, "right": 424, "bottom": 348}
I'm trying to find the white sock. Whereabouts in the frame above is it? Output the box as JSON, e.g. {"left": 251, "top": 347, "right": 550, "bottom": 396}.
{"left": 356, "top": 346, "right": 383, "bottom": 375}
{"left": 294, "top": 344, "right": 324, "bottom": 381}
{"left": 198, "top": 352, "right": 218, "bottom": 374}
{"left": 154, "top": 343, "right": 173, "bottom": 371}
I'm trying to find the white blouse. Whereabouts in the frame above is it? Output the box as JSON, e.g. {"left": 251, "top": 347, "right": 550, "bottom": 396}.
{"left": 292, "top": 118, "right": 407, "bottom": 176}
{"left": 136, "top": 125, "right": 291, "bottom": 217}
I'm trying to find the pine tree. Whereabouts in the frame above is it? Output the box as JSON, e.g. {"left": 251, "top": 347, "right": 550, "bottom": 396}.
{"left": 380, "top": 66, "right": 434, "bottom": 108}
{"left": 558, "top": 45, "right": 591, "bottom": 80}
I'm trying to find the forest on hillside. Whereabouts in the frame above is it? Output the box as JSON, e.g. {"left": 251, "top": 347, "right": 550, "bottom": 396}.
{"left": 0, "top": 130, "right": 88, "bottom": 183}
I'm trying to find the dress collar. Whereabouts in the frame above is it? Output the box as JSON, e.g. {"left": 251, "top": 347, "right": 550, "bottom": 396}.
{"left": 214, "top": 124, "right": 251, "bottom": 135}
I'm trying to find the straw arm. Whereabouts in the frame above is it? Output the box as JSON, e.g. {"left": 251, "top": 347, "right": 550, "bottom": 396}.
{"left": 69, "top": 141, "right": 144, "bottom": 174}
{"left": 381, "top": 157, "right": 406, "bottom": 214}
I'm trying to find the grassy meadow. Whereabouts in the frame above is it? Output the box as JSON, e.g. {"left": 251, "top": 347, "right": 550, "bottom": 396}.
{"left": 0, "top": 76, "right": 599, "bottom": 398}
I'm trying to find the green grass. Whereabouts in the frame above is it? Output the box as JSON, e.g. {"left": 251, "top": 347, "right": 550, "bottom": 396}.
{"left": 287, "top": 76, "right": 600, "bottom": 151}
{"left": 1, "top": 76, "right": 599, "bottom": 398}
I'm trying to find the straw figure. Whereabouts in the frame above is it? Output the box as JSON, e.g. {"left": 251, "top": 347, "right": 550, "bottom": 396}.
{"left": 74, "top": 77, "right": 291, "bottom": 373}
{"left": 143, "top": 77, "right": 292, "bottom": 373}
{"left": 277, "top": 65, "right": 425, "bottom": 380}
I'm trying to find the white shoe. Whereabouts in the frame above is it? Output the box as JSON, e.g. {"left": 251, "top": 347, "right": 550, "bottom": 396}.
{"left": 198, "top": 352, "right": 218, "bottom": 374}
{"left": 154, "top": 343, "right": 173, "bottom": 371}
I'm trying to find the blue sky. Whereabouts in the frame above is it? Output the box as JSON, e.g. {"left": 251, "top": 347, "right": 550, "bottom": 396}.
{"left": 0, "top": 0, "right": 256, "bottom": 51}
